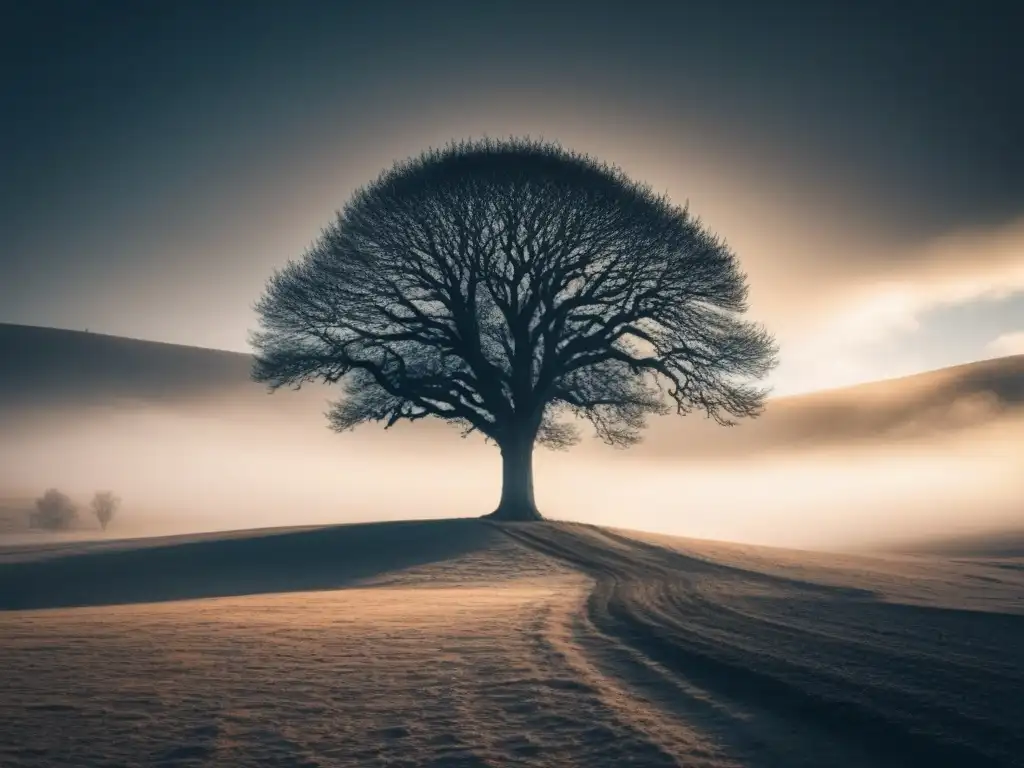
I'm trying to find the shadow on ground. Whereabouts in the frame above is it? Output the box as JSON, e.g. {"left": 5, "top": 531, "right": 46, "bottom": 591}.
{"left": 0, "top": 518, "right": 497, "bottom": 610}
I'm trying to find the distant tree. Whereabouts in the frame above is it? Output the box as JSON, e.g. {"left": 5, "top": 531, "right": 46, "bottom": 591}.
{"left": 31, "top": 488, "right": 77, "bottom": 531}
{"left": 252, "top": 138, "right": 777, "bottom": 521}
{"left": 91, "top": 491, "right": 120, "bottom": 531}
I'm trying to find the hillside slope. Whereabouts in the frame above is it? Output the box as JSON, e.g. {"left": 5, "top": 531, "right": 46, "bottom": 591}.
{"left": 1, "top": 520, "right": 1021, "bottom": 767}
{"left": 4, "top": 321, "right": 1024, "bottom": 454}
{"left": 0, "top": 323, "right": 253, "bottom": 414}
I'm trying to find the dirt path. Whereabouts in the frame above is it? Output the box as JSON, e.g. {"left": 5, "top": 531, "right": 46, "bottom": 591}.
{"left": 0, "top": 522, "right": 713, "bottom": 767}
{"left": 497, "top": 522, "right": 1024, "bottom": 768}
{"left": 1, "top": 519, "right": 1021, "bottom": 767}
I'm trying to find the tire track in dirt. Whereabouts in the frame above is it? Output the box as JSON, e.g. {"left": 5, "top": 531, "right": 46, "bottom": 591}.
{"left": 496, "top": 522, "right": 1024, "bottom": 768}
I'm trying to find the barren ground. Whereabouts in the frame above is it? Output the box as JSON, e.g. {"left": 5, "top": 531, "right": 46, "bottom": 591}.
{"left": 1, "top": 519, "right": 1021, "bottom": 767}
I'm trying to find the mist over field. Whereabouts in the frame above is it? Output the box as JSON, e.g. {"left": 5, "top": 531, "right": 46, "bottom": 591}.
{"left": 2, "top": 325, "right": 1021, "bottom": 550}
{"left": 3, "top": 2, "right": 1024, "bottom": 766}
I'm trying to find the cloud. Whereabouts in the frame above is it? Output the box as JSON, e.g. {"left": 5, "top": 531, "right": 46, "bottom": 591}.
{"left": 749, "top": 217, "right": 1024, "bottom": 393}
{"left": 829, "top": 219, "right": 1024, "bottom": 338}
{"left": 987, "top": 331, "right": 1024, "bottom": 357}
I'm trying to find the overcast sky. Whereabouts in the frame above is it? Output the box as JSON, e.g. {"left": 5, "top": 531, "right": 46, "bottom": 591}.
{"left": 3, "top": 0, "right": 1023, "bottom": 394}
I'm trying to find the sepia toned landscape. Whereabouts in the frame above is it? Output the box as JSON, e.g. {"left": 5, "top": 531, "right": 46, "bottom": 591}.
{"left": 2, "top": 518, "right": 1022, "bottom": 767}
{"left": 1, "top": 325, "right": 1022, "bottom": 766}
{"left": 3, "top": 1, "right": 1023, "bottom": 766}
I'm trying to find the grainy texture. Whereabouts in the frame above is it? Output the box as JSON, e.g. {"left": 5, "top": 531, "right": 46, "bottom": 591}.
{"left": 1, "top": 520, "right": 1021, "bottom": 767}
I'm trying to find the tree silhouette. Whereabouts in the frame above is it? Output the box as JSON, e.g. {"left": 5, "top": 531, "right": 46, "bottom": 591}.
{"left": 91, "top": 491, "right": 120, "bottom": 531}
{"left": 253, "top": 138, "right": 777, "bottom": 520}
{"left": 31, "top": 488, "right": 77, "bottom": 531}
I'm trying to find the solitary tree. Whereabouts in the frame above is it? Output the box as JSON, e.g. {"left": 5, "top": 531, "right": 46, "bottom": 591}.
{"left": 31, "top": 488, "right": 78, "bottom": 531}
{"left": 91, "top": 491, "right": 120, "bottom": 531}
{"left": 253, "top": 138, "right": 777, "bottom": 521}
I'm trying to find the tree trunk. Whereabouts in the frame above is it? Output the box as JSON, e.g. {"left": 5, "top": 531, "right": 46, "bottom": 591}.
{"left": 485, "top": 432, "right": 542, "bottom": 521}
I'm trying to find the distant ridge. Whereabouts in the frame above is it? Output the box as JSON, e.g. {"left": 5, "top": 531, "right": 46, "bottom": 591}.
{"left": 2, "top": 322, "right": 1024, "bottom": 453}
{"left": 887, "top": 530, "right": 1024, "bottom": 558}
{"left": 0, "top": 323, "right": 252, "bottom": 411}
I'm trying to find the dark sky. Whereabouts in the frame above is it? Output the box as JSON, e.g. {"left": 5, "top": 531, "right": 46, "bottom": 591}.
{"left": 2, "top": 0, "right": 1023, "bottom": 382}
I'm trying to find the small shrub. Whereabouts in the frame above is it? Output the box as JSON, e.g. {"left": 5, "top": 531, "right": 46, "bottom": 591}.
{"left": 91, "top": 491, "right": 120, "bottom": 531}
{"left": 31, "top": 489, "right": 78, "bottom": 531}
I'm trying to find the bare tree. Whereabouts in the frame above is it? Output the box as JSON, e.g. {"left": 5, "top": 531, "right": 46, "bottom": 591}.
{"left": 91, "top": 491, "right": 120, "bottom": 531}
{"left": 31, "top": 488, "right": 78, "bottom": 531}
{"left": 253, "top": 138, "right": 777, "bottom": 521}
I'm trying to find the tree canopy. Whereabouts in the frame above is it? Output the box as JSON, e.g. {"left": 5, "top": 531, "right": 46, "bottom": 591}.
{"left": 252, "top": 138, "right": 777, "bottom": 519}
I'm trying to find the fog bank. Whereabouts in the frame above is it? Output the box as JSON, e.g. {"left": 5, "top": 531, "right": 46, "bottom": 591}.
{"left": 2, "top": 325, "right": 1021, "bottom": 549}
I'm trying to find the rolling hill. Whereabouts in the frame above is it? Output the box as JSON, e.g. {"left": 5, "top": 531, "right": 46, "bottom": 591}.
{"left": 1, "top": 322, "right": 1022, "bottom": 549}
{"left": 3, "top": 321, "right": 1024, "bottom": 452}
{"left": 0, "top": 518, "right": 1021, "bottom": 766}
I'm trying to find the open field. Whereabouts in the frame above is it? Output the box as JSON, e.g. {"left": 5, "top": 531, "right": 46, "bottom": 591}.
{"left": 1, "top": 519, "right": 1021, "bottom": 767}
